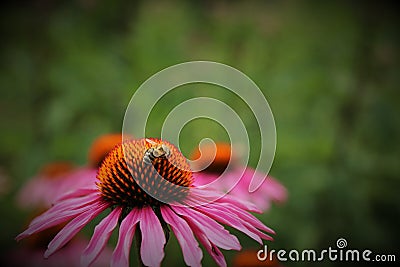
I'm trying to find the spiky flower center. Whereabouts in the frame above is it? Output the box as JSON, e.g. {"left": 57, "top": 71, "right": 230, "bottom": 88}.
{"left": 97, "top": 138, "right": 193, "bottom": 208}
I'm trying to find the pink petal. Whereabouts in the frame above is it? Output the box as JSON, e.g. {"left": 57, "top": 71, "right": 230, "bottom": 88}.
{"left": 30, "top": 193, "right": 101, "bottom": 226}
{"left": 232, "top": 169, "right": 288, "bottom": 209}
{"left": 244, "top": 192, "right": 272, "bottom": 211}
{"left": 261, "top": 176, "right": 288, "bottom": 203}
{"left": 44, "top": 202, "right": 107, "bottom": 258}
{"left": 241, "top": 219, "right": 274, "bottom": 241}
{"left": 111, "top": 209, "right": 140, "bottom": 267}
{"left": 161, "top": 206, "right": 203, "bottom": 267}
{"left": 49, "top": 168, "right": 98, "bottom": 204}
{"left": 185, "top": 187, "right": 261, "bottom": 213}
{"left": 16, "top": 195, "right": 101, "bottom": 241}
{"left": 161, "top": 207, "right": 228, "bottom": 267}
{"left": 189, "top": 223, "right": 227, "bottom": 267}
{"left": 56, "top": 187, "right": 99, "bottom": 202}
{"left": 192, "top": 172, "right": 219, "bottom": 187}
{"left": 184, "top": 188, "right": 226, "bottom": 206}
{"left": 222, "top": 203, "right": 275, "bottom": 234}
{"left": 195, "top": 205, "right": 262, "bottom": 244}
{"left": 17, "top": 167, "right": 98, "bottom": 209}
{"left": 194, "top": 167, "right": 287, "bottom": 212}
{"left": 216, "top": 194, "right": 261, "bottom": 213}
{"left": 139, "top": 207, "right": 166, "bottom": 267}
{"left": 81, "top": 207, "right": 122, "bottom": 267}
{"left": 172, "top": 206, "right": 241, "bottom": 251}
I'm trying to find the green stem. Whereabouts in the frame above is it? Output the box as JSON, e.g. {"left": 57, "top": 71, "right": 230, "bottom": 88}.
{"left": 135, "top": 226, "right": 146, "bottom": 267}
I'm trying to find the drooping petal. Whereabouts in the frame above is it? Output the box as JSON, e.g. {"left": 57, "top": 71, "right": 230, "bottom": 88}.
{"left": 195, "top": 204, "right": 262, "bottom": 244}
{"left": 212, "top": 202, "right": 274, "bottom": 241}
{"left": 187, "top": 220, "right": 227, "bottom": 267}
{"left": 193, "top": 167, "right": 287, "bottom": 212}
{"left": 230, "top": 169, "right": 288, "bottom": 210}
{"left": 222, "top": 203, "right": 275, "bottom": 234}
{"left": 16, "top": 195, "right": 102, "bottom": 241}
{"left": 241, "top": 219, "right": 274, "bottom": 241}
{"left": 172, "top": 206, "right": 241, "bottom": 251}
{"left": 161, "top": 206, "right": 203, "bottom": 267}
{"left": 139, "top": 207, "right": 166, "bottom": 267}
{"left": 111, "top": 209, "right": 140, "bottom": 267}
{"left": 30, "top": 193, "right": 101, "bottom": 226}
{"left": 81, "top": 207, "right": 122, "bottom": 267}
{"left": 44, "top": 202, "right": 107, "bottom": 258}
{"left": 185, "top": 188, "right": 261, "bottom": 213}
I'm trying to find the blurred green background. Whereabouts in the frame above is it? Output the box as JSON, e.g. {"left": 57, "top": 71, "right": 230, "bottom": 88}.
{"left": 1, "top": 0, "right": 399, "bottom": 266}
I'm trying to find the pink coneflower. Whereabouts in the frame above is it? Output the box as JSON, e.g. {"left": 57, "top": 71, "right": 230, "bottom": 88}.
{"left": 17, "top": 138, "right": 274, "bottom": 267}
{"left": 191, "top": 142, "right": 287, "bottom": 211}
{"left": 17, "top": 134, "right": 124, "bottom": 209}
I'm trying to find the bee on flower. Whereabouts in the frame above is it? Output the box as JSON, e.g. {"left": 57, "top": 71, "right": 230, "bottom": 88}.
{"left": 17, "top": 138, "right": 275, "bottom": 267}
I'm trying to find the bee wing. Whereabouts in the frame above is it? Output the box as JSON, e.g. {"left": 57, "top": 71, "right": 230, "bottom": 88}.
{"left": 161, "top": 144, "right": 171, "bottom": 156}
{"left": 145, "top": 138, "right": 158, "bottom": 146}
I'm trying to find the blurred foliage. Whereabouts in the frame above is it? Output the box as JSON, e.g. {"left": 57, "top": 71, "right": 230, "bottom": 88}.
{"left": 1, "top": 0, "right": 399, "bottom": 266}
